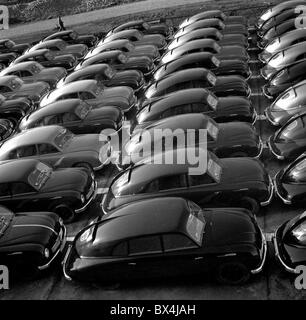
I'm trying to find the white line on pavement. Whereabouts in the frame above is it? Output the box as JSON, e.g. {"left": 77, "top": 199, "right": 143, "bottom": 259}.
{"left": 250, "top": 92, "right": 264, "bottom": 97}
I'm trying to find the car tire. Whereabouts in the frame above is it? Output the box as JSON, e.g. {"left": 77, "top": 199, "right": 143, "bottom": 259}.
{"left": 240, "top": 197, "right": 260, "bottom": 215}
{"left": 54, "top": 204, "right": 75, "bottom": 224}
{"left": 216, "top": 261, "right": 250, "bottom": 285}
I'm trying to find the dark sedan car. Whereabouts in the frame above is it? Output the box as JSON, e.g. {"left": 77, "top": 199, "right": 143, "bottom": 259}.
{"left": 0, "top": 39, "right": 30, "bottom": 55}
{"left": 76, "top": 50, "right": 155, "bottom": 77}
{"left": 259, "top": 29, "right": 306, "bottom": 63}
{"left": 0, "top": 94, "right": 34, "bottom": 125}
{"left": 154, "top": 52, "right": 251, "bottom": 81}
{"left": 257, "top": 0, "right": 306, "bottom": 29}
{"left": 263, "top": 60, "right": 306, "bottom": 100}
{"left": 106, "top": 19, "right": 171, "bottom": 37}
{"left": 261, "top": 42, "right": 306, "bottom": 80}
{"left": 161, "top": 39, "right": 249, "bottom": 64}
{"left": 268, "top": 111, "right": 306, "bottom": 160}
{"left": 12, "top": 49, "right": 77, "bottom": 71}
{"left": 136, "top": 89, "right": 257, "bottom": 126}
{"left": 273, "top": 211, "right": 306, "bottom": 274}
{"left": 258, "top": 16, "right": 306, "bottom": 49}
{"left": 265, "top": 80, "right": 306, "bottom": 126}
{"left": 274, "top": 153, "right": 306, "bottom": 205}
{"left": 0, "top": 159, "right": 96, "bottom": 222}
{"left": 0, "top": 52, "right": 18, "bottom": 67}
{"left": 0, "top": 125, "right": 111, "bottom": 172}
{"left": 0, "top": 61, "right": 67, "bottom": 89}
{"left": 56, "top": 64, "right": 145, "bottom": 93}
{"left": 179, "top": 10, "right": 246, "bottom": 28}
{"left": 43, "top": 30, "right": 98, "bottom": 48}
{"left": 127, "top": 113, "right": 262, "bottom": 160}
{"left": 99, "top": 29, "right": 167, "bottom": 51}
{"left": 144, "top": 68, "right": 251, "bottom": 100}
{"left": 174, "top": 19, "right": 248, "bottom": 38}
{"left": 0, "top": 75, "right": 50, "bottom": 104}
{"left": 102, "top": 151, "right": 273, "bottom": 215}
{"left": 27, "top": 39, "right": 88, "bottom": 60}
{"left": 19, "top": 99, "right": 123, "bottom": 133}
{"left": 64, "top": 197, "right": 266, "bottom": 285}
{"left": 84, "top": 39, "right": 160, "bottom": 62}
{"left": 0, "top": 206, "right": 66, "bottom": 276}
{"left": 40, "top": 79, "right": 136, "bottom": 113}
{"left": 167, "top": 28, "right": 248, "bottom": 51}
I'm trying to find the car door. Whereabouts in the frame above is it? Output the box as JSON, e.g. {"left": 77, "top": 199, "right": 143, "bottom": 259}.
{"left": 9, "top": 182, "right": 38, "bottom": 211}
{"left": 37, "top": 143, "right": 62, "bottom": 167}
{"left": 19, "top": 69, "right": 34, "bottom": 83}
{"left": 61, "top": 112, "right": 83, "bottom": 133}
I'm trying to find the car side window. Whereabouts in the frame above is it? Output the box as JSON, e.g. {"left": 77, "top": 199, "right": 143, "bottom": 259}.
{"left": 38, "top": 143, "right": 59, "bottom": 155}
{"left": 112, "top": 241, "right": 128, "bottom": 256}
{"left": 128, "top": 236, "right": 163, "bottom": 256}
{"left": 191, "top": 103, "right": 210, "bottom": 112}
{"left": 62, "top": 112, "right": 79, "bottom": 122}
{"left": 163, "top": 233, "right": 197, "bottom": 252}
{"left": 0, "top": 86, "right": 12, "bottom": 93}
{"left": 189, "top": 174, "right": 215, "bottom": 186}
{"left": 0, "top": 183, "right": 10, "bottom": 197}
{"left": 16, "top": 145, "right": 38, "bottom": 158}
{"left": 11, "top": 182, "right": 34, "bottom": 195}
{"left": 19, "top": 70, "right": 32, "bottom": 77}
{"left": 158, "top": 174, "right": 187, "bottom": 191}
{"left": 61, "top": 93, "right": 78, "bottom": 100}
{"left": 79, "top": 91, "right": 95, "bottom": 100}
{"left": 44, "top": 115, "right": 61, "bottom": 125}
{"left": 9, "top": 71, "right": 21, "bottom": 77}
{"left": 142, "top": 180, "right": 159, "bottom": 193}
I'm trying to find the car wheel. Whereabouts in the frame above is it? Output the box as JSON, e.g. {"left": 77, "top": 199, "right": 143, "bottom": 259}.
{"left": 240, "top": 197, "right": 260, "bottom": 215}
{"left": 216, "top": 261, "right": 250, "bottom": 285}
{"left": 54, "top": 204, "right": 75, "bottom": 224}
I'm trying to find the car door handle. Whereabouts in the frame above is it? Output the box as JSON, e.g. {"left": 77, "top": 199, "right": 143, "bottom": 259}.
{"left": 128, "top": 262, "right": 137, "bottom": 266}
{"left": 194, "top": 257, "right": 204, "bottom": 261}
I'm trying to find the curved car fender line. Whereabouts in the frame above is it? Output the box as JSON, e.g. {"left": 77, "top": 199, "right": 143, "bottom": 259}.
{"left": 12, "top": 224, "right": 58, "bottom": 236}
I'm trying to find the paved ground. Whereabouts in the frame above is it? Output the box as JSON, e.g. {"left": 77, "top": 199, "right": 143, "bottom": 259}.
{"left": 0, "top": 0, "right": 306, "bottom": 300}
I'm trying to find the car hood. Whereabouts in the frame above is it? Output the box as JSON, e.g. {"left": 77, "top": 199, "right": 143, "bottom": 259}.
{"left": 0, "top": 212, "right": 58, "bottom": 248}
{"left": 42, "top": 167, "right": 89, "bottom": 193}
{"left": 215, "top": 59, "right": 250, "bottom": 78}
{"left": 110, "top": 70, "right": 142, "bottom": 87}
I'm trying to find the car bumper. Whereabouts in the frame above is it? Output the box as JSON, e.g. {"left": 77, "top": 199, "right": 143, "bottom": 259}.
{"left": 273, "top": 228, "right": 298, "bottom": 274}
{"left": 262, "top": 85, "right": 274, "bottom": 100}
{"left": 267, "top": 136, "right": 285, "bottom": 160}
{"left": 273, "top": 172, "right": 292, "bottom": 205}
{"left": 260, "top": 175, "right": 274, "bottom": 206}
{"left": 75, "top": 180, "right": 98, "bottom": 213}
{"left": 251, "top": 228, "right": 267, "bottom": 274}
{"left": 264, "top": 109, "right": 280, "bottom": 126}
{"left": 62, "top": 244, "right": 73, "bottom": 281}
{"left": 38, "top": 222, "right": 67, "bottom": 271}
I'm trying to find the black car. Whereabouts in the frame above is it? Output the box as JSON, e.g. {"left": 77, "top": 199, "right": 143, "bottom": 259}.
{"left": 0, "top": 52, "right": 18, "bottom": 67}
{"left": 106, "top": 19, "right": 172, "bottom": 37}
{"left": 273, "top": 211, "right": 306, "bottom": 273}
{"left": 174, "top": 19, "right": 248, "bottom": 38}
{"left": 265, "top": 81, "right": 306, "bottom": 126}
{"left": 12, "top": 49, "right": 77, "bottom": 72}
{"left": 166, "top": 28, "right": 248, "bottom": 51}
{"left": 154, "top": 52, "right": 251, "bottom": 81}
{"left": 268, "top": 111, "right": 306, "bottom": 160}
{"left": 136, "top": 89, "right": 257, "bottom": 126}
{"left": 57, "top": 64, "right": 145, "bottom": 93}
{"left": 128, "top": 113, "right": 262, "bottom": 160}
{"left": 102, "top": 151, "right": 273, "bottom": 214}
{"left": 19, "top": 99, "right": 123, "bottom": 133}
{"left": 43, "top": 30, "right": 98, "bottom": 48}
{"left": 0, "top": 159, "right": 97, "bottom": 222}
{"left": 144, "top": 68, "right": 251, "bottom": 100}
{"left": 0, "top": 94, "right": 34, "bottom": 125}
{"left": 0, "top": 39, "right": 30, "bottom": 55}
{"left": 161, "top": 39, "right": 249, "bottom": 65}
{"left": 0, "top": 206, "right": 66, "bottom": 276}
{"left": 76, "top": 51, "right": 155, "bottom": 78}
{"left": 0, "top": 118, "right": 15, "bottom": 143}
{"left": 64, "top": 197, "right": 266, "bottom": 285}
{"left": 263, "top": 60, "right": 306, "bottom": 100}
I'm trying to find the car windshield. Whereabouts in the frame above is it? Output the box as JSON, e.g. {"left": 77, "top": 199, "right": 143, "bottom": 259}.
{"left": 286, "top": 158, "right": 306, "bottom": 183}
{"left": 207, "top": 157, "right": 222, "bottom": 182}
{"left": 75, "top": 101, "right": 91, "bottom": 119}
{"left": 0, "top": 210, "right": 13, "bottom": 238}
{"left": 291, "top": 221, "right": 306, "bottom": 244}
{"left": 28, "top": 162, "right": 52, "bottom": 190}
{"left": 206, "top": 92, "right": 218, "bottom": 110}
{"left": 54, "top": 128, "right": 74, "bottom": 148}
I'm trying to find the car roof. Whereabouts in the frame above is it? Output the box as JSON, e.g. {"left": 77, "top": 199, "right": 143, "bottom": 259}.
{"left": 66, "top": 64, "right": 110, "bottom": 80}
{"left": 94, "top": 39, "right": 131, "bottom": 51}
{"left": 25, "top": 99, "right": 82, "bottom": 123}
{"left": 45, "top": 30, "right": 76, "bottom": 39}
{"left": 106, "top": 29, "right": 142, "bottom": 40}
{"left": 0, "top": 125, "right": 64, "bottom": 153}
{"left": 176, "top": 28, "right": 220, "bottom": 41}
{"left": 96, "top": 197, "right": 190, "bottom": 243}
{"left": 1, "top": 61, "right": 41, "bottom": 74}
{"left": 0, "top": 159, "right": 40, "bottom": 183}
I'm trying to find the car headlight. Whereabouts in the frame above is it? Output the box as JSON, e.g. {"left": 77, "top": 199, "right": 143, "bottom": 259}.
{"left": 44, "top": 248, "right": 50, "bottom": 259}
{"left": 80, "top": 194, "right": 85, "bottom": 203}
